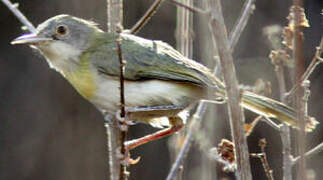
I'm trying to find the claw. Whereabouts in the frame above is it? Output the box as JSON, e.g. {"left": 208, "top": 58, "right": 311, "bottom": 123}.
{"left": 115, "top": 109, "right": 136, "bottom": 126}
{"left": 115, "top": 109, "right": 126, "bottom": 122}
{"left": 117, "top": 146, "right": 141, "bottom": 166}
{"left": 121, "top": 155, "right": 141, "bottom": 165}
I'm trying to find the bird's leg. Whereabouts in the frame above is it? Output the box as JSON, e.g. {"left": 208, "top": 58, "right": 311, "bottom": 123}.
{"left": 121, "top": 105, "right": 185, "bottom": 151}
{"left": 114, "top": 105, "right": 185, "bottom": 165}
{"left": 125, "top": 115, "right": 184, "bottom": 150}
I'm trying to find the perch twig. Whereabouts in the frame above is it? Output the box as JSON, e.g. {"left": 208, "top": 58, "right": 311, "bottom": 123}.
{"left": 1, "top": 0, "right": 36, "bottom": 32}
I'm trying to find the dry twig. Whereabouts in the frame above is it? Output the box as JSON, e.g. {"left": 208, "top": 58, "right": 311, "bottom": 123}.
{"left": 107, "top": 0, "right": 123, "bottom": 33}
{"left": 265, "top": 19, "right": 296, "bottom": 180}
{"left": 167, "top": 1, "right": 193, "bottom": 179}
{"left": 292, "top": 142, "right": 323, "bottom": 165}
{"left": 280, "top": 124, "right": 292, "bottom": 180}
{"left": 1, "top": 0, "right": 36, "bottom": 32}
{"left": 106, "top": 1, "right": 124, "bottom": 180}
{"left": 129, "top": 0, "right": 164, "bottom": 34}
{"left": 208, "top": 0, "right": 252, "bottom": 179}
{"left": 167, "top": 0, "right": 256, "bottom": 179}
{"left": 166, "top": 105, "right": 205, "bottom": 180}
{"left": 168, "top": 0, "right": 206, "bottom": 14}
{"left": 245, "top": 115, "right": 262, "bottom": 137}
{"left": 270, "top": 44, "right": 292, "bottom": 180}
{"left": 250, "top": 139, "right": 274, "bottom": 180}
{"left": 129, "top": 0, "right": 206, "bottom": 35}
{"left": 115, "top": 26, "right": 128, "bottom": 180}
{"left": 270, "top": 50, "right": 288, "bottom": 102}
{"left": 292, "top": 3, "right": 307, "bottom": 179}
{"left": 229, "top": 0, "right": 256, "bottom": 51}
{"left": 286, "top": 38, "right": 323, "bottom": 100}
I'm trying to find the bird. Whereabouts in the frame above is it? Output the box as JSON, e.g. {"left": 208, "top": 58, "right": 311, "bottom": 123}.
{"left": 11, "top": 14, "right": 318, "bottom": 150}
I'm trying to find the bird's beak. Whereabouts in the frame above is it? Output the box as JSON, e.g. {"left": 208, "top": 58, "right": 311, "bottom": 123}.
{"left": 11, "top": 33, "right": 53, "bottom": 45}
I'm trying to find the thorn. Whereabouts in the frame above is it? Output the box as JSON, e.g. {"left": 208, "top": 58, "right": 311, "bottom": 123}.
{"left": 13, "top": 3, "right": 19, "bottom": 8}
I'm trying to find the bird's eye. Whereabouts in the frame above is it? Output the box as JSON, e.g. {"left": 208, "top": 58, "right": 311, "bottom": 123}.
{"left": 56, "top": 25, "right": 68, "bottom": 35}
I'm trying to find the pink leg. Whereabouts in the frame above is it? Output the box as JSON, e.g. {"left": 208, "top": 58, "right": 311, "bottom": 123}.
{"left": 125, "top": 124, "right": 184, "bottom": 150}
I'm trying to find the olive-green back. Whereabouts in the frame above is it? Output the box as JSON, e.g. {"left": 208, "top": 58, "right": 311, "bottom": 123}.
{"left": 85, "top": 32, "right": 223, "bottom": 88}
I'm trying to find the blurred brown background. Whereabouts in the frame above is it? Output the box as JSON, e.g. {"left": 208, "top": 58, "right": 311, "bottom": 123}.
{"left": 0, "top": 0, "right": 322, "bottom": 179}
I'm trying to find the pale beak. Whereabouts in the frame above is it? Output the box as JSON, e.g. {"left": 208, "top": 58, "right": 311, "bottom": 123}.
{"left": 11, "top": 33, "right": 53, "bottom": 45}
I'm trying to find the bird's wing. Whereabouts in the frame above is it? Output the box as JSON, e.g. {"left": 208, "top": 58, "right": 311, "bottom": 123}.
{"left": 87, "top": 33, "right": 222, "bottom": 87}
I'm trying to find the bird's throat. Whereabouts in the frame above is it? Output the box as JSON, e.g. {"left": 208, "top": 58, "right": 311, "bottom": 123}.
{"left": 64, "top": 55, "right": 98, "bottom": 99}
{"left": 39, "top": 41, "right": 98, "bottom": 99}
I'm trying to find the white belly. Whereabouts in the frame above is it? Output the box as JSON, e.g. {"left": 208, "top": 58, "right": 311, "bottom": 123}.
{"left": 90, "top": 75, "right": 204, "bottom": 113}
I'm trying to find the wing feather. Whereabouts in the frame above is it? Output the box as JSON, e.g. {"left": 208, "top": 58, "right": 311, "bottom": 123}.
{"left": 86, "top": 33, "right": 221, "bottom": 87}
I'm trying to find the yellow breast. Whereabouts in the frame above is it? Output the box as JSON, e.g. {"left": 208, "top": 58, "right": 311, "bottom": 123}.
{"left": 64, "top": 57, "right": 98, "bottom": 99}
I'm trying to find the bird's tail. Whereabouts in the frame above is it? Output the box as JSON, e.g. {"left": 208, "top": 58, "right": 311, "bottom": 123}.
{"left": 240, "top": 91, "right": 319, "bottom": 132}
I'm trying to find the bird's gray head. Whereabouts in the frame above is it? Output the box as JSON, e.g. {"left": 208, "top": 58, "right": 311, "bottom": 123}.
{"left": 11, "top": 14, "right": 103, "bottom": 70}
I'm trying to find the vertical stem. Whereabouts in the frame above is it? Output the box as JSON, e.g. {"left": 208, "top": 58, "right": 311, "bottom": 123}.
{"left": 275, "top": 65, "right": 287, "bottom": 102}
{"left": 166, "top": 103, "right": 207, "bottom": 180}
{"left": 273, "top": 52, "right": 292, "bottom": 180}
{"left": 258, "top": 139, "right": 274, "bottom": 180}
{"left": 228, "top": 0, "right": 256, "bottom": 51}
{"left": 116, "top": 31, "right": 128, "bottom": 180}
{"left": 196, "top": 1, "right": 218, "bottom": 178}
{"left": 107, "top": 0, "right": 123, "bottom": 33}
{"left": 208, "top": 0, "right": 252, "bottom": 179}
{"left": 167, "top": 0, "right": 256, "bottom": 178}
{"left": 280, "top": 125, "right": 292, "bottom": 180}
{"left": 293, "top": 0, "right": 306, "bottom": 179}
{"left": 175, "top": 0, "right": 193, "bottom": 58}
{"left": 106, "top": 1, "right": 124, "bottom": 180}
{"left": 171, "top": 1, "right": 193, "bottom": 179}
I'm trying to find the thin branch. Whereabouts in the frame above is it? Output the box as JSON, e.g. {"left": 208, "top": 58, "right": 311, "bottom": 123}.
{"left": 106, "top": 1, "right": 124, "bottom": 180}
{"left": 265, "top": 19, "right": 295, "bottom": 180}
{"left": 166, "top": 0, "right": 256, "bottom": 178}
{"left": 259, "top": 139, "right": 274, "bottom": 180}
{"left": 250, "top": 139, "right": 274, "bottom": 180}
{"left": 262, "top": 117, "right": 281, "bottom": 131}
{"left": 103, "top": 113, "right": 120, "bottom": 180}
{"left": 268, "top": 40, "right": 294, "bottom": 180}
{"left": 293, "top": 2, "right": 307, "bottom": 179}
{"left": 175, "top": 0, "right": 194, "bottom": 58}
{"left": 292, "top": 142, "right": 323, "bottom": 165}
{"left": 245, "top": 115, "right": 262, "bottom": 137}
{"left": 228, "top": 0, "right": 256, "bottom": 51}
{"left": 166, "top": 103, "right": 207, "bottom": 180}
{"left": 246, "top": 112, "right": 282, "bottom": 137}
{"left": 285, "top": 38, "right": 323, "bottom": 100}
{"left": 116, "top": 26, "right": 128, "bottom": 180}
{"left": 107, "top": 0, "right": 123, "bottom": 33}
{"left": 269, "top": 47, "right": 293, "bottom": 180}
{"left": 129, "top": 0, "right": 164, "bottom": 34}
{"left": 129, "top": 0, "right": 206, "bottom": 35}
{"left": 168, "top": 0, "right": 206, "bottom": 14}
{"left": 270, "top": 51, "right": 288, "bottom": 102}
{"left": 1, "top": 0, "right": 36, "bottom": 32}
{"left": 280, "top": 124, "right": 293, "bottom": 180}
{"left": 115, "top": 27, "right": 126, "bottom": 128}
{"left": 208, "top": 0, "right": 252, "bottom": 179}
{"left": 166, "top": 1, "right": 193, "bottom": 178}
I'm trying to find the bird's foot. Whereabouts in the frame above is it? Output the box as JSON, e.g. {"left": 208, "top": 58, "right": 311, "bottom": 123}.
{"left": 117, "top": 146, "right": 141, "bottom": 166}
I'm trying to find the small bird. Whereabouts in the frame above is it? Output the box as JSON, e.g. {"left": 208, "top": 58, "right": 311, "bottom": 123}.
{"left": 11, "top": 15, "right": 317, "bottom": 149}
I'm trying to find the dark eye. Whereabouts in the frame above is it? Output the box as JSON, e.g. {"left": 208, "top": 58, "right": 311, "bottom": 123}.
{"left": 56, "top": 25, "right": 68, "bottom": 35}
